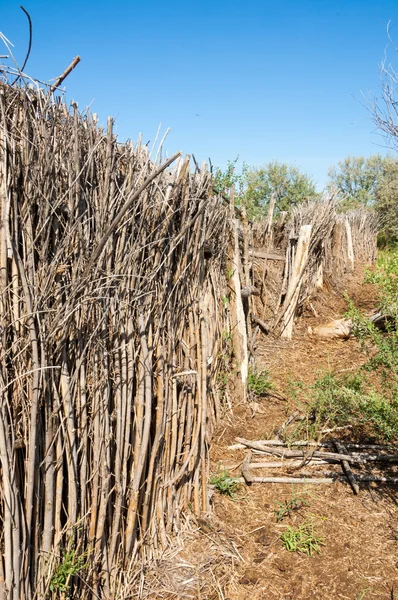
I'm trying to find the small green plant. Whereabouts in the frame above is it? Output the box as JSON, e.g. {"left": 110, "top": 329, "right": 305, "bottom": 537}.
{"left": 248, "top": 366, "right": 273, "bottom": 396}
{"left": 210, "top": 466, "right": 240, "bottom": 498}
{"left": 50, "top": 547, "right": 88, "bottom": 594}
{"left": 274, "top": 487, "right": 310, "bottom": 522}
{"left": 285, "top": 376, "right": 305, "bottom": 401}
{"left": 222, "top": 330, "right": 233, "bottom": 342}
{"left": 280, "top": 520, "right": 325, "bottom": 556}
{"left": 217, "top": 371, "right": 230, "bottom": 399}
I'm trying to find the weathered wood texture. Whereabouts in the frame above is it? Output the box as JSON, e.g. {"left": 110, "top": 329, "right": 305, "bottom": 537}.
{"left": 0, "top": 82, "right": 234, "bottom": 598}
{"left": 251, "top": 199, "right": 378, "bottom": 337}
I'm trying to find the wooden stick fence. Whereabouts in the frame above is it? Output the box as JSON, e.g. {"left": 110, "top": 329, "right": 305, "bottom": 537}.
{"left": 0, "top": 81, "right": 234, "bottom": 599}
{"left": 250, "top": 199, "right": 379, "bottom": 339}
{"left": 0, "top": 75, "right": 380, "bottom": 598}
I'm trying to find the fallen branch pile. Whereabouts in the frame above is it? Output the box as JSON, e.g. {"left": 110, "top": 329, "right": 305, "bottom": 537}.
{"left": 226, "top": 437, "right": 398, "bottom": 490}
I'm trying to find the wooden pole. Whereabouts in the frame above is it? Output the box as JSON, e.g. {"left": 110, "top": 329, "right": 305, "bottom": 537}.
{"left": 345, "top": 217, "right": 354, "bottom": 271}
{"left": 281, "top": 224, "right": 312, "bottom": 339}
{"left": 50, "top": 56, "right": 81, "bottom": 93}
{"left": 228, "top": 188, "right": 248, "bottom": 399}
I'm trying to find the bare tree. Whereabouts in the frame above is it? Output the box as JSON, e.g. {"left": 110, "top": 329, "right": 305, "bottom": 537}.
{"left": 368, "top": 22, "right": 398, "bottom": 146}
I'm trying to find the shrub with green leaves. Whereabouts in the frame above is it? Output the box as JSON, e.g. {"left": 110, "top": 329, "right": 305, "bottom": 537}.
{"left": 303, "top": 371, "right": 398, "bottom": 442}
{"left": 349, "top": 250, "right": 398, "bottom": 411}
{"left": 364, "top": 249, "right": 398, "bottom": 322}
{"left": 288, "top": 250, "right": 398, "bottom": 443}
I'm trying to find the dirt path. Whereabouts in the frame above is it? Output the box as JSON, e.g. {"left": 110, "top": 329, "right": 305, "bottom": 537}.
{"left": 207, "top": 270, "right": 398, "bottom": 600}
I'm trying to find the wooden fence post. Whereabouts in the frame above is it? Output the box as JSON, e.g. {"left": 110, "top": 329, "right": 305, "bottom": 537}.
{"left": 345, "top": 217, "right": 354, "bottom": 271}
{"left": 281, "top": 224, "right": 312, "bottom": 339}
{"left": 227, "top": 188, "right": 248, "bottom": 400}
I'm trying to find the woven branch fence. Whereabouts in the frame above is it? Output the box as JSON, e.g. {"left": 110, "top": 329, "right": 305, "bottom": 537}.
{"left": 0, "top": 82, "right": 235, "bottom": 599}
{"left": 249, "top": 200, "right": 379, "bottom": 339}
{"left": 0, "top": 76, "right": 380, "bottom": 599}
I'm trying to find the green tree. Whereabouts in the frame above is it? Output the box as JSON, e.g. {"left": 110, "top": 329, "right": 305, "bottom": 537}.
{"left": 240, "top": 161, "right": 319, "bottom": 220}
{"left": 375, "top": 160, "right": 398, "bottom": 246}
{"left": 212, "top": 158, "right": 247, "bottom": 197}
{"left": 327, "top": 155, "right": 393, "bottom": 210}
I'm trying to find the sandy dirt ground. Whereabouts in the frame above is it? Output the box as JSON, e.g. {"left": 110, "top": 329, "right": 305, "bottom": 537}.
{"left": 139, "top": 270, "right": 398, "bottom": 600}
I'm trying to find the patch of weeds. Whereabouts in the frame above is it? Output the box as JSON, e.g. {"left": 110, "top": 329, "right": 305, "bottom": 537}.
{"left": 287, "top": 250, "right": 398, "bottom": 443}
{"left": 280, "top": 520, "right": 325, "bottom": 556}
{"left": 346, "top": 298, "right": 398, "bottom": 386}
{"left": 308, "top": 371, "right": 362, "bottom": 428}
{"left": 248, "top": 365, "right": 274, "bottom": 396}
{"left": 365, "top": 249, "right": 398, "bottom": 319}
{"left": 285, "top": 376, "right": 305, "bottom": 402}
{"left": 274, "top": 487, "right": 310, "bottom": 522}
{"left": 50, "top": 547, "right": 88, "bottom": 594}
{"left": 210, "top": 466, "right": 240, "bottom": 498}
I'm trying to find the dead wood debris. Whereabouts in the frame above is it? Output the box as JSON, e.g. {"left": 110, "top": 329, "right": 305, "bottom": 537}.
{"left": 224, "top": 436, "right": 398, "bottom": 492}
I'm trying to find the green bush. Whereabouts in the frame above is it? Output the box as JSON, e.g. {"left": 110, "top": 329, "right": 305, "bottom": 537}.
{"left": 364, "top": 249, "right": 398, "bottom": 322}
{"left": 302, "top": 371, "right": 398, "bottom": 442}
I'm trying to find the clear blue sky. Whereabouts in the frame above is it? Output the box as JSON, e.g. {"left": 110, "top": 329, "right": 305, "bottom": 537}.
{"left": 2, "top": 0, "right": 398, "bottom": 189}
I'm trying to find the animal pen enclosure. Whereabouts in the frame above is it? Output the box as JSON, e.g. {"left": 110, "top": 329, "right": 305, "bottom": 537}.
{"left": 0, "top": 79, "right": 379, "bottom": 599}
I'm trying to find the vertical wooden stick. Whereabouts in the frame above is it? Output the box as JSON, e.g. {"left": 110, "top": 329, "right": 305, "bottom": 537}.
{"left": 281, "top": 224, "right": 312, "bottom": 339}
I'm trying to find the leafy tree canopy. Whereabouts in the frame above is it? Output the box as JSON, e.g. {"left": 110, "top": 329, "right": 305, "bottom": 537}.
{"left": 240, "top": 161, "right": 319, "bottom": 220}
{"left": 327, "top": 155, "right": 394, "bottom": 210}
{"left": 212, "top": 158, "right": 247, "bottom": 197}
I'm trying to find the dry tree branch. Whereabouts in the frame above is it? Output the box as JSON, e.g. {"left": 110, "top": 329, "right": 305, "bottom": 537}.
{"left": 49, "top": 55, "right": 81, "bottom": 93}
{"left": 10, "top": 6, "right": 33, "bottom": 86}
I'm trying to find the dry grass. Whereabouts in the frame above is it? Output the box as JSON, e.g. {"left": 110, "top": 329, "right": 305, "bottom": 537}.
{"left": 120, "top": 517, "right": 243, "bottom": 599}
